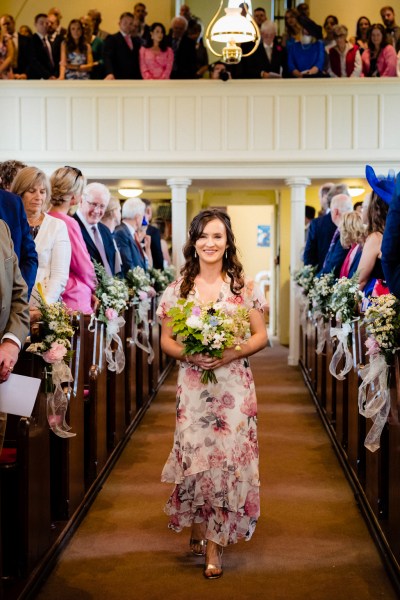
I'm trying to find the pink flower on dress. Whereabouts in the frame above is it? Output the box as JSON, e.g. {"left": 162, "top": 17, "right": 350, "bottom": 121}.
{"left": 208, "top": 446, "right": 226, "bottom": 468}
{"left": 220, "top": 392, "right": 235, "bottom": 409}
{"left": 43, "top": 342, "right": 67, "bottom": 364}
{"left": 240, "top": 395, "right": 257, "bottom": 417}
{"left": 105, "top": 307, "right": 118, "bottom": 321}
{"left": 184, "top": 366, "right": 202, "bottom": 390}
{"left": 200, "top": 476, "right": 215, "bottom": 500}
{"left": 244, "top": 489, "right": 259, "bottom": 517}
{"left": 177, "top": 405, "right": 187, "bottom": 424}
{"left": 365, "top": 337, "right": 380, "bottom": 356}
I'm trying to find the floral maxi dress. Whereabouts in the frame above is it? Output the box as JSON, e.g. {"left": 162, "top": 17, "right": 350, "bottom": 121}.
{"left": 156, "top": 278, "right": 267, "bottom": 547}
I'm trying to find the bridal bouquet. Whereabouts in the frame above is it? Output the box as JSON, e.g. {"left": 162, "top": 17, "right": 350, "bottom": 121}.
{"left": 26, "top": 283, "right": 76, "bottom": 438}
{"left": 359, "top": 294, "right": 400, "bottom": 452}
{"left": 92, "top": 262, "right": 129, "bottom": 373}
{"left": 167, "top": 299, "right": 250, "bottom": 384}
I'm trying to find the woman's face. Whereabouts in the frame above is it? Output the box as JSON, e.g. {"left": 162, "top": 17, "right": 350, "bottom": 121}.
{"left": 194, "top": 218, "right": 227, "bottom": 266}
{"left": 23, "top": 183, "right": 47, "bottom": 214}
{"left": 324, "top": 17, "right": 336, "bottom": 34}
{"left": 371, "top": 28, "right": 383, "bottom": 47}
{"left": 359, "top": 18, "right": 370, "bottom": 34}
{"left": 335, "top": 34, "right": 346, "bottom": 51}
{"left": 70, "top": 22, "right": 82, "bottom": 41}
{"left": 285, "top": 12, "right": 297, "bottom": 27}
{"left": 151, "top": 25, "right": 164, "bottom": 44}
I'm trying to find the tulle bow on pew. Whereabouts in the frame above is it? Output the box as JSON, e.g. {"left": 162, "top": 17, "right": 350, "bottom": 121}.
{"left": 329, "top": 322, "right": 353, "bottom": 380}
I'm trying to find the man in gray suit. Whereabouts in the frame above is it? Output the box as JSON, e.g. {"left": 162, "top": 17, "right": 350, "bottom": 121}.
{"left": 0, "top": 219, "right": 30, "bottom": 450}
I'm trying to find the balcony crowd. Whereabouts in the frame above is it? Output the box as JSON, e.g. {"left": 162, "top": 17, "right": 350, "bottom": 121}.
{"left": 1, "top": 3, "right": 400, "bottom": 81}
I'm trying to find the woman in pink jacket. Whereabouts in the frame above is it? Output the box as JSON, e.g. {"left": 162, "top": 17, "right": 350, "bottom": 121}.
{"left": 48, "top": 166, "right": 96, "bottom": 314}
{"left": 361, "top": 23, "right": 397, "bottom": 77}
{"left": 139, "top": 22, "right": 174, "bottom": 80}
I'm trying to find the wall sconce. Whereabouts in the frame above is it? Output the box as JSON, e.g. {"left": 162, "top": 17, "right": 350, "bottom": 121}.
{"left": 205, "top": 1, "right": 260, "bottom": 64}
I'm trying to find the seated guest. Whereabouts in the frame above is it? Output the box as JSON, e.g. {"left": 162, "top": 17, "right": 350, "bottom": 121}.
{"left": 317, "top": 194, "right": 353, "bottom": 276}
{"left": 11, "top": 167, "right": 71, "bottom": 315}
{"left": 339, "top": 211, "right": 366, "bottom": 278}
{"left": 81, "top": 14, "right": 104, "bottom": 79}
{"left": 358, "top": 165, "right": 393, "bottom": 295}
{"left": 167, "top": 16, "right": 197, "bottom": 79}
{"left": 282, "top": 8, "right": 301, "bottom": 48}
{"left": 27, "top": 13, "right": 61, "bottom": 79}
{"left": 59, "top": 19, "right": 93, "bottom": 80}
{"left": 350, "top": 16, "right": 371, "bottom": 54}
{"left": 74, "top": 182, "right": 119, "bottom": 276}
{"left": 382, "top": 172, "right": 400, "bottom": 298}
{"left": 143, "top": 198, "right": 163, "bottom": 269}
{"left": 114, "top": 198, "right": 147, "bottom": 274}
{"left": 0, "top": 184, "right": 37, "bottom": 298}
{"left": 48, "top": 166, "right": 96, "bottom": 314}
{"left": 0, "top": 18, "right": 14, "bottom": 79}
{"left": 362, "top": 23, "right": 397, "bottom": 76}
{"left": 104, "top": 12, "right": 141, "bottom": 80}
{"left": 0, "top": 159, "right": 27, "bottom": 190}
{"left": 328, "top": 25, "right": 362, "bottom": 77}
{"left": 241, "top": 21, "right": 287, "bottom": 78}
{"left": 287, "top": 16, "right": 325, "bottom": 77}
{"left": 139, "top": 22, "right": 173, "bottom": 79}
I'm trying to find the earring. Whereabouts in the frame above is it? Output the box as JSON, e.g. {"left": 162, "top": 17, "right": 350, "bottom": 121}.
{"left": 194, "top": 249, "right": 197, "bottom": 258}
{"left": 225, "top": 250, "right": 228, "bottom": 259}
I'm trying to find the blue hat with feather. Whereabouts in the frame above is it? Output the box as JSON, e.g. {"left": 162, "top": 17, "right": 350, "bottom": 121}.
{"left": 365, "top": 164, "right": 396, "bottom": 205}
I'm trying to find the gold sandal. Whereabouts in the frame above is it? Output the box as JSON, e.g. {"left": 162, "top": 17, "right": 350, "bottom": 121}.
{"left": 190, "top": 538, "right": 207, "bottom": 556}
{"left": 203, "top": 546, "right": 223, "bottom": 579}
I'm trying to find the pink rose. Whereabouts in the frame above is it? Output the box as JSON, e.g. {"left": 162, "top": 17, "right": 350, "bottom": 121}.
{"left": 138, "top": 290, "right": 148, "bottom": 300}
{"left": 105, "top": 307, "right": 118, "bottom": 321}
{"left": 220, "top": 392, "right": 235, "bottom": 409}
{"left": 365, "top": 337, "right": 380, "bottom": 356}
{"left": 240, "top": 395, "right": 257, "bottom": 417}
{"left": 43, "top": 342, "right": 67, "bottom": 364}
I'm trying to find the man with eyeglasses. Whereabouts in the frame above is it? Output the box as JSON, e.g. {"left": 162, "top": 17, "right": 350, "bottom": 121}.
{"left": 73, "top": 182, "right": 120, "bottom": 276}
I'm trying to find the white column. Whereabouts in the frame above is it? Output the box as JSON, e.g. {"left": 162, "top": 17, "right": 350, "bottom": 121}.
{"left": 286, "top": 176, "right": 311, "bottom": 366}
{"left": 167, "top": 177, "right": 192, "bottom": 271}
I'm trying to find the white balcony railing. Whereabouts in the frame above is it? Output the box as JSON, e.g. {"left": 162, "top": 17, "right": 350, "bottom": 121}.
{"left": 1, "top": 79, "right": 400, "bottom": 181}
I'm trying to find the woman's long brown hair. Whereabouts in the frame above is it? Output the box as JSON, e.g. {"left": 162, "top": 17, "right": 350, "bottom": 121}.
{"left": 180, "top": 209, "right": 244, "bottom": 299}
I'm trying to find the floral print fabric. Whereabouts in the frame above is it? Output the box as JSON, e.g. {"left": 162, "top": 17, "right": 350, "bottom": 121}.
{"left": 156, "top": 278, "right": 266, "bottom": 546}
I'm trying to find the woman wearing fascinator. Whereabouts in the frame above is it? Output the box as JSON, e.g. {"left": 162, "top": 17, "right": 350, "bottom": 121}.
{"left": 357, "top": 165, "right": 394, "bottom": 297}
{"left": 382, "top": 171, "right": 400, "bottom": 299}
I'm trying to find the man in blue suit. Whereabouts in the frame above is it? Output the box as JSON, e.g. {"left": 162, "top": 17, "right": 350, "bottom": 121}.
{"left": 303, "top": 183, "right": 349, "bottom": 271}
{"left": 0, "top": 188, "right": 38, "bottom": 298}
{"left": 317, "top": 194, "right": 353, "bottom": 277}
{"left": 114, "top": 198, "right": 147, "bottom": 275}
{"left": 382, "top": 173, "right": 400, "bottom": 297}
{"left": 73, "top": 183, "right": 120, "bottom": 276}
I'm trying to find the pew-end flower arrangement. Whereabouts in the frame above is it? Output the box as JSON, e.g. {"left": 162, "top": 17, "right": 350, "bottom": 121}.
{"left": 327, "top": 273, "right": 363, "bottom": 380}
{"left": 91, "top": 262, "right": 129, "bottom": 374}
{"left": 167, "top": 299, "right": 250, "bottom": 385}
{"left": 292, "top": 264, "right": 317, "bottom": 329}
{"left": 148, "top": 267, "right": 174, "bottom": 294}
{"left": 308, "top": 272, "right": 336, "bottom": 354}
{"left": 359, "top": 293, "right": 400, "bottom": 452}
{"left": 26, "top": 283, "right": 77, "bottom": 438}
{"left": 126, "top": 266, "right": 157, "bottom": 363}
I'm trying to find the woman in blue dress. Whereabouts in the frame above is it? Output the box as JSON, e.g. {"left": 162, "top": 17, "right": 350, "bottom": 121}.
{"left": 59, "top": 19, "right": 93, "bottom": 80}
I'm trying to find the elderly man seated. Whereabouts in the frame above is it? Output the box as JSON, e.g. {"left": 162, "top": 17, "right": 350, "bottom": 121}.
{"left": 240, "top": 21, "right": 287, "bottom": 78}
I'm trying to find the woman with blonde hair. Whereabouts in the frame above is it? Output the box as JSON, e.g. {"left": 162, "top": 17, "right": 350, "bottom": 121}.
{"left": 48, "top": 166, "right": 96, "bottom": 314}
{"left": 339, "top": 210, "right": 366, "bottom": 278}
{"left": 101, "top": 197, "right": 121, "bottom": 233}
{"left": 11, "top": 167, "right": 71, "bottom": 316}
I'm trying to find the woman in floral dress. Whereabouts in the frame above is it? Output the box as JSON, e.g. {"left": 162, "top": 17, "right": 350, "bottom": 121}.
{"left": 157, "top": 209, "right": 268, "bottom": 579}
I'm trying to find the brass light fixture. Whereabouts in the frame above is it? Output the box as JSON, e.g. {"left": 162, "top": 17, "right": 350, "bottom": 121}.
{"left": 205, "top": 1, "right": 260, "bottom": 64}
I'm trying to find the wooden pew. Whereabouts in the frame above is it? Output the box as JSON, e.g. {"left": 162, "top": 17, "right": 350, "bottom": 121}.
{"left": 324, "top": 329, "right": 336, "bottom": 425}
{"left": 347, "top": 320, "right": 366, "bottom": 484}
{"left": 0, "top": 351, "right": 51, "bottom": 579}
{"left": 106, "top": 313, "right": 127, "bottom": 451}
{"left": 49, "top": 314, "right": 85, "bottom": 522}
{"left": 125, "top": 305, "right": 139, "bottom": 425}
{"left": 83, "top": 317, "right": 108, "bottom": 489}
